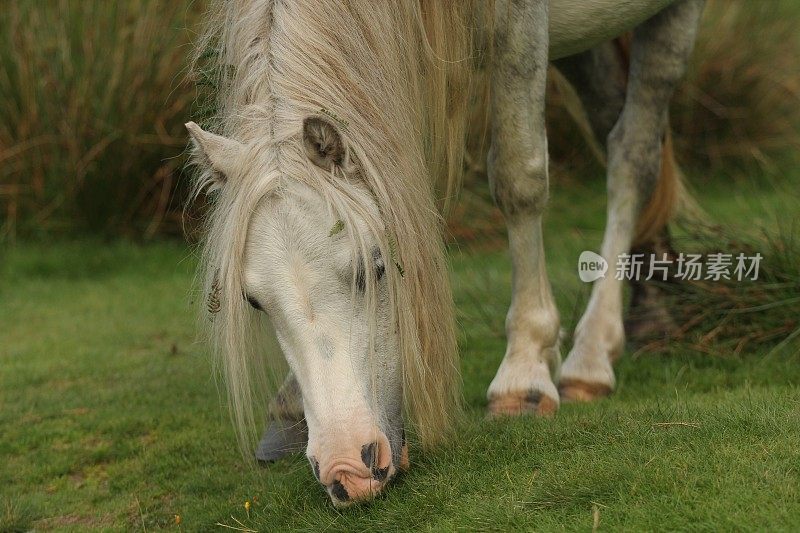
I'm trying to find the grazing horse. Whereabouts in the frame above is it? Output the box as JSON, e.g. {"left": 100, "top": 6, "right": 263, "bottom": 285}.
{"left": 187, "top": 0, "right": 704, "bottom": 506}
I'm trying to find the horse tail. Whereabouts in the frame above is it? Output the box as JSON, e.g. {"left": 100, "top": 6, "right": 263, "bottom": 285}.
{"left": 607, "top": 34, "right": 690, "bottom": 246}
{"left": 632, "top": 129, "right": 684, "bottom": 246}
{"left": 554, "top": 35, "right": 691, "bottom": 247}
{"left": 610, "top": 35, "right": 690, "bottom": 246}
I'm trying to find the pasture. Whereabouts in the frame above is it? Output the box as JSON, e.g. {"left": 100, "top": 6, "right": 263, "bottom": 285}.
{"left": 2, "top": 176, "right": 798, "bottom": 532}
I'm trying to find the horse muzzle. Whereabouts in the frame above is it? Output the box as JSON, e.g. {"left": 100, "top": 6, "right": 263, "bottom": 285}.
{"left": 308, "top": 423, "right": 407, "bottom": 507}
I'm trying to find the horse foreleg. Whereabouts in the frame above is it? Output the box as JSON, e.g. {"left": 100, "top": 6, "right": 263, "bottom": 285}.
{"left": 560, "top": 0, "right": 705, "bottom": 402}
{"left": 486, "top": 0, "right": 560, "bottom": 417}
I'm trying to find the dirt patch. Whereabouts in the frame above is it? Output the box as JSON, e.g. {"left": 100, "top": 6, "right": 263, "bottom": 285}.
{"left": 35, "top": 513, "right": 115, "bottom": 530}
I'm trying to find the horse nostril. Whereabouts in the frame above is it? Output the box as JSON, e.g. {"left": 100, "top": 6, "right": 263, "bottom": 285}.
{"left": 361, "top": 441, "right": 390, "bottom": 481}
{"left": 360, "top": 442, "right": 377, "bottom": 469}
{"left": 330, "top": 479, "right": 350, "bottom": 502}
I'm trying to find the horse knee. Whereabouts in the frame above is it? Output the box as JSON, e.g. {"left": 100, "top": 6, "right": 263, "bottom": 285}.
{"left": 488, "top": 150, "right": 549, "bottom": 219}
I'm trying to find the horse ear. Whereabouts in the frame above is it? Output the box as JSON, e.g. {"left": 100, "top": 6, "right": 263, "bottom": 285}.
{"left": 302, "top": 116, "right": 350, "bottom": 172}
{"left": 185, "top": 122, "right": 244, "bottom": 187}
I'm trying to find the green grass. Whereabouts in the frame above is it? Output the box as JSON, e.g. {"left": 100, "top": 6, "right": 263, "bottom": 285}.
{"left": 1, "top": 180, "right": 799, "bottom": 532}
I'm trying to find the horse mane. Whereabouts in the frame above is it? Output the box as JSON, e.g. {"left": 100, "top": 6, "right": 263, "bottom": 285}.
{"left": 191, "top": 0, "right": 480, "bottom": 451}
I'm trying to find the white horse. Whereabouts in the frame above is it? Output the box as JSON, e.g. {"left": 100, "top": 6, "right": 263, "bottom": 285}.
{"left": 187, "top": 0, "right": 704, "bottom": 506}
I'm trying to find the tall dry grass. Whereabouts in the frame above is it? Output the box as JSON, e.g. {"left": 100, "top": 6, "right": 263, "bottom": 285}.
{"left": 640, "top": 222, "right": 800, "bottom": 357}
{"left": 672, "top": 0, "right": 800, "bottom": 172}
{"left": 0, "top": 1, "right": 797, "bottom": 239}
{"left": 0, "top": 1, "right": 203, "bottom": 240}
{"left": 454, "top": 0, "right": 800, "bottom": 242}
{"left": 545, "top": 0, "right": 800, "bottom": 176}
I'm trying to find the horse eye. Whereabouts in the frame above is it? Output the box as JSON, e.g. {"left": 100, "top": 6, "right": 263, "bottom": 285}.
{"left": 244, "top": 293, "right": 263, "bottom": 311}
{"left": 374, "top": 250, "right": 386, "bottom": 281}
{"left": 354, "top": 248, "right": 385, "bottom": 292}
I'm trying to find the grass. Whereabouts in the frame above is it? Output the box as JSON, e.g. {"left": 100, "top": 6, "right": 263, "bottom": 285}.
{"left": 1, "top": 180, "right": 799, "bottom": 532}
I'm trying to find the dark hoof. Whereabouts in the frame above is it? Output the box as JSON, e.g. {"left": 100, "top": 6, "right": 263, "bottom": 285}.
{"left": 626, "top": 267, "right": 678, "bottom": 345}
{"left": 625, "top": 312, "right": 677, "bottom": 345}
{"left": 255, "top": 418, "right": 308, "bottom": 463}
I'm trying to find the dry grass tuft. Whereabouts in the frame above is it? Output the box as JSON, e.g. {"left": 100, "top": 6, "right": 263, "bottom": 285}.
{"left": 541, "top": 0, "right": 800, "bottom": 180}
{"left": 0, "top": 2, "right": 203, "bottom": 240}
{"left": 672, "top": 0, "right": 800, "bottom": 172}
{"left": 642, "top": 222, "right": 800, "bottom": 357}
{"left": 1, "top": 1, "right": 798, "bottom": 238}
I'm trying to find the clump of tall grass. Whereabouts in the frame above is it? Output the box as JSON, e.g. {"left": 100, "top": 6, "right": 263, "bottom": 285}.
{"left": 1, "top": 1, "right": 798, "bottom": 239}
{"left": 541, "top": 0, "right": 800, "bottom": 181}
{"left": 0, "top": 497, "right": 36, "bottom": 533}
{"left": 0, "top": 2, "right": 203, "bottom": 240}
{"left": 672, "top": 0, "right": 800, "bottom": 172}
{"left": 641, "top": 221, "right": 800, "bottom": 357}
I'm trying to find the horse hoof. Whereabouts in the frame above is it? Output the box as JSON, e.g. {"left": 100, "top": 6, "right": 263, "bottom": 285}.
{"left": 487, "top": 390, "right": 559, "bottom": 418}
{"left": 255, "top": 418, "right": 308, "bottom": 463}
{"left": 558, "top": 379, "right": 613, "bottom": 403}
